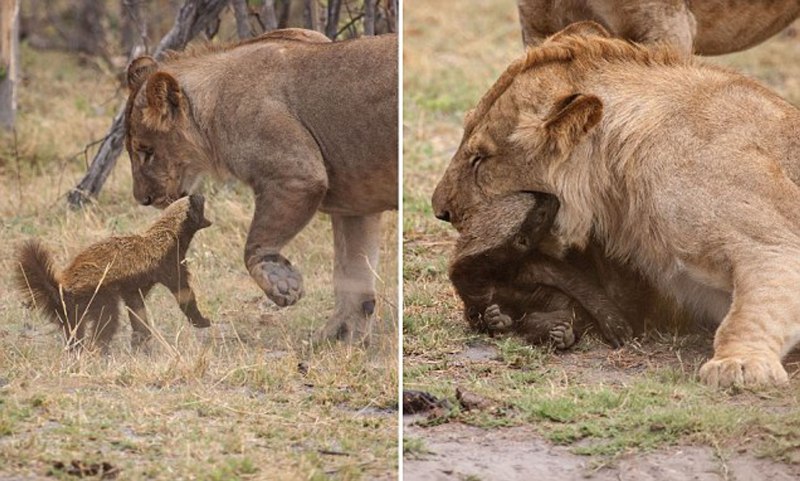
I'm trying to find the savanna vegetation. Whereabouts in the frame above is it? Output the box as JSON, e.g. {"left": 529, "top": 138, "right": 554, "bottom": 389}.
{"left": 1, "top": 1, "right": 398, "bottom": 479}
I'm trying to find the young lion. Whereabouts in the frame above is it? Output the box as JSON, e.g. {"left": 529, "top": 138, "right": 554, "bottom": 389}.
{"left": 15, "top": 195, "right": 212, "bottom": 351}
{"left": 449, "top": 192, "right": 632, "bottom": 349}
{"left": 122, "top": 29, "right": 397, "bottom": 343}
{"left": 433, "top": 23, "right": 800, "bottom": 387}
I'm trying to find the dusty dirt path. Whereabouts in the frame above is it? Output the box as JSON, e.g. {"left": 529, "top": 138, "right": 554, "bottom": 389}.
{"left": 404, "top": 422, "right": 800, "bottom": 481}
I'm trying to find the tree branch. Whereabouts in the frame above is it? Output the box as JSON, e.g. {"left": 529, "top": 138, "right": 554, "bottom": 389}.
{"left": 231, "top": 0, "right": 251, "bottom": 39}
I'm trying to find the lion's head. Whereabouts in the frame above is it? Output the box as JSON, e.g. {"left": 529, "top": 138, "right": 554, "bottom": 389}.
{"left": 124, "top": 56, "right": 210, "bottom": 209}
{"left": 431, "top": 22, "right": 617, "bottom": 232}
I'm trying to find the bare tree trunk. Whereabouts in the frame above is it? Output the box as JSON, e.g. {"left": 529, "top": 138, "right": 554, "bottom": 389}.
{"left": 364, "top": 0, "right": 376, "bottom": 36}
{"left": 0, "top": 0, "right": 18, "bottom": 130}
{"left": 261, "top": 0, "right": 278, "bottom": 32}
{"left": 388, "top": 0, "right": 397, "bottom": 33}
{"left": 67, "top": 0, "right": 229, "bottom": 207}
{"left": 325, "top": 0, "right": 341, "bottom": 39}
{"left": 121, "top": 0, "right": 147, "bottom": 54}
{"left": 303, "top": 0, "right": 318, "bottom": 31}
{"left": 231, "top": 0, "right": 251, "bottom": 39}
{"left": 278, "top": 0, "right": 291, "bottom": 28}
{"left": 74, "top": 1, "right": 108, "bottom": 59}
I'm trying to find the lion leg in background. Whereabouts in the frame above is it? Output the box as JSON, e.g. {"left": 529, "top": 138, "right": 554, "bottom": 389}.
{"left": 517, "top": 0, "right": 695, "bottom": 54}
{"left": 122, "top": 287, "right": 153, "bottom": 349}
{"left": 698, "top": 256, "right": 800, "bottom": 387}
{"left": 244, "top": 173, "right": 327, "bottom": 308}
{"left": 317, "top": 213, "right": 382, "bottom": 343}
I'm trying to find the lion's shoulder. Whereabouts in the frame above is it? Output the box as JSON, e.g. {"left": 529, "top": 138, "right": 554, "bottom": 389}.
{"left": 249, "top": 28, "right": 332, "bottom": 45}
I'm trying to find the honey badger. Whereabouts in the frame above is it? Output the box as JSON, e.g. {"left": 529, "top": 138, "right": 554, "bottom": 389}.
{"left": 15, "top": 194, "right": 212, "bottom": 351}
{"left": 449, "top": 192, "right": 632, "bottom": 349}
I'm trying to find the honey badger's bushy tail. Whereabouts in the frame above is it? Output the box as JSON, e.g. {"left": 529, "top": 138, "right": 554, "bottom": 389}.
{"left": 15, "top": 240, "right": 63, "bottom": 323}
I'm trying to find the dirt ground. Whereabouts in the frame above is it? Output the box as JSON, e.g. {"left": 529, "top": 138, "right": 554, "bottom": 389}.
{"left": 404, "top": 340, "right": 800, "bottom": 480}
{"left": 404, "top": 422, "right": 800, "bottom": 481}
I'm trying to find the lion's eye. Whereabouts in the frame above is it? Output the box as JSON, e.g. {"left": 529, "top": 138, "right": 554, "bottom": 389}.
{"left": 138, "top": 148, "right": 154, "bottom": 164}
{"left": 469, "top": 153, "right": 484, "bottom": 169}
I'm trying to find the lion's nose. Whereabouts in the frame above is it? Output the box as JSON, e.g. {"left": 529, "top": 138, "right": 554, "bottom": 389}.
{"left": 434, "top": 210, "right": 451, "bottom": 223}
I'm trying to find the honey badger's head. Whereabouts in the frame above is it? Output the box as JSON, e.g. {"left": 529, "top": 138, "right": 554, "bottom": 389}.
{"left": 187, "top": 194, "right": 212, "bottom": 230}
{"left": 160, "top": 194, "right": 212, "bottom": 237}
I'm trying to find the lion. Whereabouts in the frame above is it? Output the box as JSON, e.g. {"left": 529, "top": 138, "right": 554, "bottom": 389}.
{"left": 15, "top": 195, "right": 212, "bottom": 351}
{"left": 449, "top": 191, "right": 633, "bottom": 349}
{"left": 432, "top": 22, "right": 800, "bottom": 388}
{"left": 122, "top": 29, "right": 398, "bottom": 343}
{"left": 517, "top": 0, "right": 800, "bottom": 55}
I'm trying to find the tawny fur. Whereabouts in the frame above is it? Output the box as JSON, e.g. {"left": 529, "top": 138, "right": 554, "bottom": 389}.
{"left": 449, "top": 192, "right": 633, "bottom": 349}
{"left": 15, "top": 195, "right": 212, "bottom": 351}
{"left": 433, "top": 24, "right": 800, "bottom": 388}
{"left": 122, "top": 28, "right": 397, "bottom": 344}
{"left": 517, "top": 0, "right": 800, "bottom": 55}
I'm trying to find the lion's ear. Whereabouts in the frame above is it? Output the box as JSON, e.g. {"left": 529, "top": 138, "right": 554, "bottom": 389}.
{"left": 543, "top": 93, "right": 603, "bottom": 152}
{"left": 127, "top": 56, "right": 158, "bottom": 92}
{"left": 143, "top": 72, "right": 183, "bottom": 131}
{"left": 547, "top": 21, "right": 611, "bottom": 43}
{"left": 463, "top": 108, "right": 476, "bottom": 125}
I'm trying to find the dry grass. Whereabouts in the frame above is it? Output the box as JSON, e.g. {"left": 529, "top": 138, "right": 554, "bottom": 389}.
{"left": 403, "top": 0, "right": 800, "bottom": 467}
{"left": 0, "top": 44, "right": 398, "bottom": 480}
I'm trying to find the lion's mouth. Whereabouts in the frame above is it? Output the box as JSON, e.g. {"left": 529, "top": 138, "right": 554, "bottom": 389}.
{"left": 152, "top": 196, "right": 175, "bottom": 209}
{"left": 152, "top": 191, "right": 190, "bottom": 209}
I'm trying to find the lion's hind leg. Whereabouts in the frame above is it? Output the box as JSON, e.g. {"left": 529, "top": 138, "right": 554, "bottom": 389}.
{"left": 316, "top": 213, "right": 382, "bottom": 344}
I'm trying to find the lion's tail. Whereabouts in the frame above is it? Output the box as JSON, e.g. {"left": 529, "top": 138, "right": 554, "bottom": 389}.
{"left": 15, "top": 240, "right": 64, "bottom": 325}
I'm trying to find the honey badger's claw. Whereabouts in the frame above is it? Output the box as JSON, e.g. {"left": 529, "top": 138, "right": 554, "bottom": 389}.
{"left": 484, "top": 304, "right": 514, "bottom": 331}
{"left": 251, "top": 256, "right": 304, "bottom": 307}
{"left": 549, "top": 322, "right": 576, "bottom": 350}
{"left": 596, "top": 314, "right": 632, "bottom": 349}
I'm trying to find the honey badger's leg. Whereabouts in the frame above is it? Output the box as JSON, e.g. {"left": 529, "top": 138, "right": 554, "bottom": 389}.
{"left": 316, "top": 213, "right": 382, "bottom": 343}
{"left": 244, "top": 158, "right": 328, "bottom": 308}
{"left": 162, "top": 265, "right": 211, "bottom": 328}
{"left": 122, "top": 287, "right": 153, "bottom": 349}
{"left": 518, "top": 257, "right": 633, "bottom": 348}
{"left": 90, "top": 300, "right": 121, "bottom": 353}
{"left": 488, "top": 307, "right": 581, "bottom": 350}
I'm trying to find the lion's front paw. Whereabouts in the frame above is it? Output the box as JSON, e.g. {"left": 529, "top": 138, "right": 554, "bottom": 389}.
{"left": 699, "top": 354, "right": 788, "bottom": 388}
{"left": 250, "top": 256, "right": 304, "bottom": 307}
{"left": 484, "top": 304, "right": 514, "bottom": 332}
{"left": 549, "top": 321, "right": 576, "bottom": 350}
